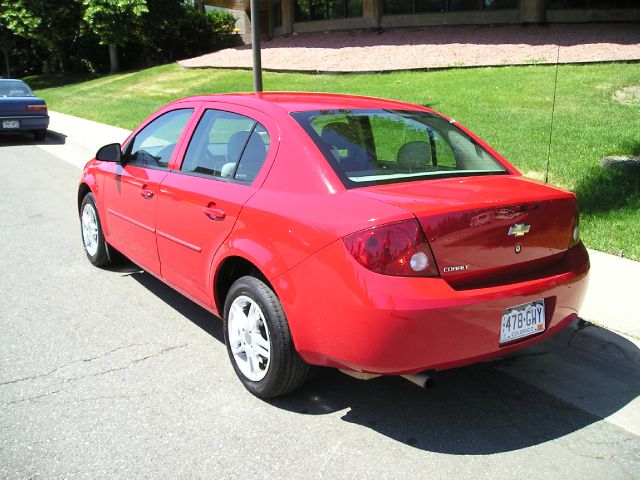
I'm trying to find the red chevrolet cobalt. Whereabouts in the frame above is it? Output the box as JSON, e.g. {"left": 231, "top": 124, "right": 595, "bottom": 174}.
{"left": 78, "top": 93, "right": 589, "bottom": 397}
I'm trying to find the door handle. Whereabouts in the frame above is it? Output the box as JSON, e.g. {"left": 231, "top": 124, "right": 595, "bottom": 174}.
{"left": 203, "top": 203, "right": 225, "bottom": 221}
{"left": 140, "top": 185, "right": 154, "bottom": 199}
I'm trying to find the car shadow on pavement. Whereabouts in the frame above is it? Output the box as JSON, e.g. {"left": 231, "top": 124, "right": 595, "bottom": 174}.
{"left": 127, "top": 267, "right": 224, "bottom": 343}
{"left": 0, "top": 131, "right": 66, "bottom": 147}
{"left": 271, "top": 352, "right": 639, "bottom": 455}
{"left": 124, "top": 261, "right": 639, "bottom": 455}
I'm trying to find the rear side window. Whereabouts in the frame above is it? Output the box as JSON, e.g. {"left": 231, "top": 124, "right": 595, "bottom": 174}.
{"left": 128, "top": 109, "right": 194, "bottom": 168}
{"left": 292, "top": 109, "right": 506, "bottom": 187}
{"left": 180, "top": 109, "right": 270, "bottom": 184}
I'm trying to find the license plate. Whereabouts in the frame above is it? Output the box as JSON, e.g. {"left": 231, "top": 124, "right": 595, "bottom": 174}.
{"left": 2, "top": 120, "right": 19, "bottom": 129}
{"left": 500, "top": 300, "right": 545, "bottom": 344}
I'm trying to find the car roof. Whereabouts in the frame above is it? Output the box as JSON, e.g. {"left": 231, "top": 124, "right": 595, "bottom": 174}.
{"left": 170, "top": 92, "right": 430, "bottom": 114}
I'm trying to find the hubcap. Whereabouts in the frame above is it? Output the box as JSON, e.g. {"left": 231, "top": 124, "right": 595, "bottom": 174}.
{"left": 228, "top": 295, "right": 271, "bottom": 382}
{"left": 81, "top": 203, "right": 99, "bottom": 257}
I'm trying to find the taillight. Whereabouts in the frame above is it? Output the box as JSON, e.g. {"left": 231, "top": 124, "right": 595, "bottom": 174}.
{"left": 343, "top": 219, "right": 439, "bottom": 277}
{"left": 27, "top": 104, "right": 47, "bottom": 112}
{"left": 569, "top": 209, "right": 580, "bottom": 248}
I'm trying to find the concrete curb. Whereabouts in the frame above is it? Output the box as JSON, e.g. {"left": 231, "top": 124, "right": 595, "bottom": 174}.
{"left": 178, "top": 58, "right": 640, "bottom": 76}
{"left": 552, "top": 319, "right": 640, "bottom": 371}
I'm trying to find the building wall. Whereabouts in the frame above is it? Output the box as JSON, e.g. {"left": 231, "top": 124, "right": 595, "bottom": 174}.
{"left": 206, "top": 0, "right": 640, "bottom": 41}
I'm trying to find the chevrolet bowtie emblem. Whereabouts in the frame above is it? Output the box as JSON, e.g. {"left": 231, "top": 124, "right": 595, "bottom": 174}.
{"left": 508, "top": 223, "right": 531, "bottom": 237}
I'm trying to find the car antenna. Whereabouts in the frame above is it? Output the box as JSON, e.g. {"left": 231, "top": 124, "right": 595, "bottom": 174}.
{"left": 544, "top": 41, "right": 561, "bottom": 184}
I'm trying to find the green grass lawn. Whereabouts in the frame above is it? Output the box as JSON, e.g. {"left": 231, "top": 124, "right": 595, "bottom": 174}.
{"left": 30, "top": 62, "right": 640, "bottom": 260}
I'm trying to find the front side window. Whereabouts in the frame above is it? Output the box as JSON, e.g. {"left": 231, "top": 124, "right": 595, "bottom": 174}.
{"left": 128, "top": 109, "right": 194, "bottom": 168}
{"left": 180, "top": 109, "right": 270, "bottom": 184}
{"left": 292, "top": 109, "right": 507, "bottom": 187}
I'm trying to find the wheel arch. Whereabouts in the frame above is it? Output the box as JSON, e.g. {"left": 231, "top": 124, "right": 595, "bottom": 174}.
{"left": 213, "top": 255, "right": 274, "bottom": 316}
{"left": 77, "top": 182, "right": 92, "bottom": 212}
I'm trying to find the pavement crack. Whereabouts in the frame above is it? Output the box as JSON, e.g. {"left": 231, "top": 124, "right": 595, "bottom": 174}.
{"left": 1, "top": 344, "right": 188, "bottom": 406}
{"left": 1, "top": 387, "right": 67, "bottom": 406}
{"left": 0, "top": 343, "right": 188, "bottom": 386}
{"left": 49, "top": 392, "right": 149, "bottom": 405}
{"left": 62, "top": 343, "right": 188, "bottom": 382}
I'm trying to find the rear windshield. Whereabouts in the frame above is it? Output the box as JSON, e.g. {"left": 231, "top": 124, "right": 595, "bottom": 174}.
{"left": 0, "top": 80, "right": 35, "bottom": 98}
{"left": 292, "top": 109, "right": 507, "bottom": 187}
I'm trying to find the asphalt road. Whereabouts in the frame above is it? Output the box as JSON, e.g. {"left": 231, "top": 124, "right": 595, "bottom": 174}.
{"left": 1, "top": 136, "right": 639, "bottom": 479}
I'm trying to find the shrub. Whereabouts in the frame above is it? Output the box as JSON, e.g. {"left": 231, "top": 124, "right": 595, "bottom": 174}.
{"left": 139, "top": 4, "right": 238, "bottom": 65}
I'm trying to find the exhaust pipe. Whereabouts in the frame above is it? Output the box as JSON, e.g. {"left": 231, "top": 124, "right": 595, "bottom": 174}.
{"left": 401, "top": 373, "right": 434, "bottom": 389}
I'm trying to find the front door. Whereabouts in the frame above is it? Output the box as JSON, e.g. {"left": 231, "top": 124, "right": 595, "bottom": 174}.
{"left": 102, "top": 108, "right": 194, "bottom": 274}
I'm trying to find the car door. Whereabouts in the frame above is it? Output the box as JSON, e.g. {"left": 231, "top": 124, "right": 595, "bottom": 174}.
{"left": 102, "top": 107, "right": 195, "bottom": 274}
{"left": 156, "top": 105, "right": 277, "bottom": 307}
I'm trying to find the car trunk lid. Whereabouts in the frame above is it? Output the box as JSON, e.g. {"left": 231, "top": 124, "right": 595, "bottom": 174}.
{"left": 0, "top": 97, "right": 46, "bottom": 117}
{"left": 354, "top": 175, "right": 577, "bottom": 287}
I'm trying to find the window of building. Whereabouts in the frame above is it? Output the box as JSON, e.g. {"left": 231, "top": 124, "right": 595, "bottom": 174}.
{"left": 383, "top": 0, "right": 518, "bottom": 14}
{"left": 547, "top": 0, "right": 634, "bottom": 7}
{"left": 294, "top": 0, "right": 363, "bottom": 22}
{"left": 273, "top": 0, "right": 283, "bottom": 27}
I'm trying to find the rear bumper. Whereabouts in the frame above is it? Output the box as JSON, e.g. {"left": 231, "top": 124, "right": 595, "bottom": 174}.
{"left": 274, "top": 241, "right": 589, "bottom": 375}
{"left": 0, "top": 115, "right": 49, "bottom": 133}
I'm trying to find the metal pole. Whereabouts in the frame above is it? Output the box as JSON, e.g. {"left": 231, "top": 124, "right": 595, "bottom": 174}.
{"left": 250, "top": 0, "right": 263, "bottom": 92}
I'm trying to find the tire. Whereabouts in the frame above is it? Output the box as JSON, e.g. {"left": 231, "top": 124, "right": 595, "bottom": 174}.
{"left": 223, "top": 276, "right": 309, "bottom": 398}
{"left": 79, "top": 193, "right": 111, "bottom": 267}
{"left": 33, "top": 129, "right": 47, "bottom": 141}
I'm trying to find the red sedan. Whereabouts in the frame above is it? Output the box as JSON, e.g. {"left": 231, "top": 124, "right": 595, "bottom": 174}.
{"left": 78, "top": 93, "right": 589, "bottom": 397}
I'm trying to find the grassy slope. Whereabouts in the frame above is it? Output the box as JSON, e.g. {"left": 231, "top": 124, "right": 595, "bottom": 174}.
{"left": 32, "top": 63, "right": 640, "bottom": 259}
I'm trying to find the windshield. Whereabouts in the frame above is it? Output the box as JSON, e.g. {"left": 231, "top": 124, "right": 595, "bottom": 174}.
{"left": 0, "top": 81, "right": 35, "bottom": 98}
{"left": 292, "top": 109, "right": 508, "bottom": 187}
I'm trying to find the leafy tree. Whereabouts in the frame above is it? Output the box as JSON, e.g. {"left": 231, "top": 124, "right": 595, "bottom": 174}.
{"left": 140, "top": 1, "right": 236, "bottom": 64}
{"left": 1, "top": 0, "right": 83, "bottom": 72}
{"left": 80, "top": 0, "right": 148, "bottom": 72}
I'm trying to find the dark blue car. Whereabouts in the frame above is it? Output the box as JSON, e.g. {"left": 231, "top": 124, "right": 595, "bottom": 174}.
{"left": 0, "top": 79, "right": 49, "bottom": 140}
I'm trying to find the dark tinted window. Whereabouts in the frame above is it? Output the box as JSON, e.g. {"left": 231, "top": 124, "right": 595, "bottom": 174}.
{"left": 547, "top": 0, "right": 634, "bottom": 7}
{"left": 129, "top": 109, "right": 193, "bottom": 168}
{"left": 383, "top": 0, "right": 517, "bottom": 13}
{"left": 273, "top": 0, "right": 283, "bottom": 27}
{"left": 181, "top": 109, "right": 270, "bottom": 184}
{"left": 294, "top": 0, "right": 363, "bottom": 22}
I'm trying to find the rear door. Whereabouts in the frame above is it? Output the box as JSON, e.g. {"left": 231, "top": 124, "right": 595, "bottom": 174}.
{"left": 156, "top": 104, "right": 277, "bottom": 306}
{"left": 102, "top": 108, "right": 195, "bottom": 274}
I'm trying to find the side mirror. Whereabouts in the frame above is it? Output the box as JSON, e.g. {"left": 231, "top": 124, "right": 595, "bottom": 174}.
{"left": 96, "top": 143, "right": 122, "bottom": 163}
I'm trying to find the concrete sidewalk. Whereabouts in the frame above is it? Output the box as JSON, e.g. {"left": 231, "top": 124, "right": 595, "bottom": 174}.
{"left": 44, "top": 110, "right": 640, "bottom": 365}
{"left": 39, "top": 111, "right": 131, "bottom": 170}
